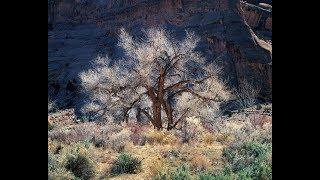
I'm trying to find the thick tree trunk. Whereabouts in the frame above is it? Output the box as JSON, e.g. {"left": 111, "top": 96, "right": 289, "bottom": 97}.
{"left": 145, "top": 68, "right": 167, "bottom": 130}
{"left": 152, "top": 101, "right": 162, "bottom": 130}
{"left": 146, "top": 86, "right": 163, "bottom": 130}
{"left": 162, "top": 99, "right": 174, "bottom": 130}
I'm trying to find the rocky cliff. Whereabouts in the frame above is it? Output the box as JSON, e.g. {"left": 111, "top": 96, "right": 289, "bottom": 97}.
{"left": 240, "top": 1, "right": 272, "bottom": 31}
{"left": 48, "top": 0, "right": 272, "bottom": 110}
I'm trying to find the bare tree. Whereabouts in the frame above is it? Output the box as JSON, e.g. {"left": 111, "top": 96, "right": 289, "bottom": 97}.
{"left": 80, "top": 28, "right": 230, "bottom": 130}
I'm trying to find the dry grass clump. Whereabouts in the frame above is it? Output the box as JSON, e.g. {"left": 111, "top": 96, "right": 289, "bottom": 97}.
{"left": 130, "top": 133, "right": 147, "bottom": 146}
{"left": 48, "top": 121, "right": 128, "bottom": 145}
{"left": 250, "top": 114, "right": 272, "bottom": 128}
{"left": 48, "top": 167, "right": 75, "bottom": 180}
{"left": 201, "top": 132, "right": 217, "bottom": 145}
{"left": 48, "top": 108, "right": 76, "bottom": 127}
{"left": 48, "top": 122, "right": 101, "bottom": 144}
{"left": 216, "top": 133, "right": 235, "bottom": 145}
{"left": 123, "top": 122, "right": 148, "bottom": 146}
{"left": 175, "top": 117, "right": 208, "bottom": 144}
{"left": 146, "top": 156, "right": 167, "bottom": 177}
{"left": 189, "top": 154, "right": 211, "bottom": 172}
{"left": 144, "top": 129, "right": 177, "bottom": 145}
{"left": 108, "top": 128, "right": 131, "bottom": 152}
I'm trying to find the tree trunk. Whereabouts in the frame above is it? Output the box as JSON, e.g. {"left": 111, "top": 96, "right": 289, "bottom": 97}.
{"left": 155, "top": 68, "right": 166, "bottom": 130}
{"left": 162, "top": 99, "right": 174, "bottom": 130}
{"left": 146, "top": 86, "right": 163, "bottom": 130}
{"left": 152, "top": 101, "right": 162, "bottom": 130}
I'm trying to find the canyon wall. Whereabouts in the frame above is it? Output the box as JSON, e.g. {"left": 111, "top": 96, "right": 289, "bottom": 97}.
{"left": 48, "top": 0, "right": 272, "bottom": 110}
{"left": 240, "top": 1, "right": 272, "bottom": 31}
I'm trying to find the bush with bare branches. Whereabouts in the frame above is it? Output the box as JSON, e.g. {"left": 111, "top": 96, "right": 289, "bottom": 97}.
{"left": 234, "top": 79, "right": 260, "bottom": 109}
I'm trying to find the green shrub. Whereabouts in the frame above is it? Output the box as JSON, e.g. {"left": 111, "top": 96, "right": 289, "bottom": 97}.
{"left": 48, "top": 122, "right": 54, "bottom": 131}
{"left": 153, "top": 172, "right": 170, "bottom": 180}
{"left": 171, "top": 165, "right": 192, "bottom": 180}
{"left": 48, "top": 153, "right": 59, "bottom": 172}
{"left": 65, "top": 153, "right": 95, "bottom": 180}
{"left": 153, "top": 165, "right": 192, "bottom": 180}
{"left": 197, "top": 165, "right": 237, "bottom": 180}
{"left": 222, "top": 141, "right": 272, "bottom": 180}
{"left": 48, "top": 152, "right": 76, "bottom": 180}
{"left": 198, "top": 172, "right": 234, "bottom": 180}
{"left": 110, "top": 153, "right": 141, "bottom": 175}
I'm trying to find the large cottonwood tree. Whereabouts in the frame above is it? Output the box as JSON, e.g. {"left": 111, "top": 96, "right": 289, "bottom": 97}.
{"left": 80, "top": 28, "right": 229, "bottom": 130}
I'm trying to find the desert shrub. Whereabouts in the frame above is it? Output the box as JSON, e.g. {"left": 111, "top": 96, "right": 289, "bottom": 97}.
{"left": 145, "top": 129, "right": 177, "bottom": 145}
{"left": 48, "top": 121, "right": 54, "bottom": 131}
{"left": 222, "top": 141, "right": 272, "bottom": 180}
{"left": 180, "top": 127, "right": 196, "bottom": 143}
{"left": 234, "top": 80, "right": 260, "bottom": 109}
{"left": 198, "top": 172, "right": 234, "bottom": 180}
{"left": 201, "top": 132, "right": 216, "bottom": 144}
{"left": 145, "top": 129, "right": 165, "bottom": 144}
{"left": 207, "top": 115, "right": 271, "bottom": 146}
{"left": 91, "top": 137, "right": 107, "bottom": 148}
{"left": 48, "top": 122, "right": 111, "bottom": 144}
{"left": 171, "top": 165, "right": 192, "bottom": 180}
{"left": 79, "top": 115, "right": 90, "bottom": 122}
{"left": 153, "top": 172, "right": 170, "bottom": 180}
{"left": 90, "top": 134, "right": 107, "bottom": 148}
{"left": 48, "top": 153, "right": 60, "bottom": 172}
{"left": 110, "top": 153, "right": 141, "bottom": 175}
{"left": 108, "top": 129, "right": 130, "bottom": 152}
{"left": 146, "top": 157, "right": 167, "bottom": 178}
{"left": 250, "top": 115, "right": 272, "bottom": 129}
{"left": 162, "top": 149, "right": 180, "bottom": 159}
{"left": 48, "top": 169, "right": 76, "bottom": 180}
{"left": 65, "top": 153, "right": 95, "bottom": 180}
{"left": 130, "top": 133, "right": 147, "bottom": 146}
{"left": 176, "top": 117, "right": 210, "bottom": 144}
{"left": 216, "top": 133, "right": 235, "bottom": 145}
{"left": 190, "top": 154, "right": 211, "bottom": 172}
{"left": 48, "top": 152, "right": 76, "bottom": 180}
{"left": 263, "top": 105, "right": 272, "bottom": 114}
{"left": 49, "top": 141, "right": 97, "bottom": 180}
{"left": 153, "top": 165, "right": 192, "bottom": 180}
{"left": 256, "top": 104, "right": 262, "bottom": 110}
{"left": 178, "top": 120, "right": 198, "bottom": 143}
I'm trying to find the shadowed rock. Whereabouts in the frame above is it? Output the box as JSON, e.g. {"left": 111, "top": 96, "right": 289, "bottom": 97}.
{"left": 48, "top": 0, "right": 272, "bottom": 112}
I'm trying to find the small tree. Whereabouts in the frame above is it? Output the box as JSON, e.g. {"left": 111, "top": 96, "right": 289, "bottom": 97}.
{"left": 80, "top": 28, "right": 230, "bottom": 130}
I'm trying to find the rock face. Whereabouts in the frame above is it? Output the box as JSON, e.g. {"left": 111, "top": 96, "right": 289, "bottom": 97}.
{"left": 240, "top": 1, "right": 272, "bottom": 31}
{"left": 48, "top": 0, "right": 272, "bottom": 111}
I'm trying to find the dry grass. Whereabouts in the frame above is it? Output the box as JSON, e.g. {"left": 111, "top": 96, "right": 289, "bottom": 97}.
{"left": 144, "top": 129, "right": 178, "bottom": 145}
{"left": 190, "top": 154, "right": 211, "bottom": 172}
{"left": 48, "top": 108, "right": 272, "bottom": 179}
{"left": 201, "top": 132, "right": 217, "bottom": 145}
{"left": 108, "top": 128, "right": 131, "bottom": 152}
